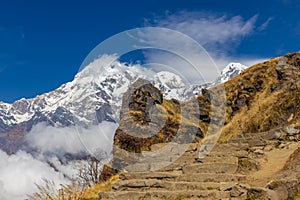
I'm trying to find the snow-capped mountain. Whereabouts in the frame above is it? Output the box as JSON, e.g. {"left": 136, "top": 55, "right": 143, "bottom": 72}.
{"left": 185, "top": 62, "right": 248, "bottom": 96}
{"left": 215, "top": 63, "right": 247, "bottom": 84}
{"left": 0, "top": 56, "right": 247, "bottom": 136}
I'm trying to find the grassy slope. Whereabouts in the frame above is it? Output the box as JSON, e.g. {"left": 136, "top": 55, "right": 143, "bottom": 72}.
{"left": 220, "top": 53, "right": 300, "bottom": 141}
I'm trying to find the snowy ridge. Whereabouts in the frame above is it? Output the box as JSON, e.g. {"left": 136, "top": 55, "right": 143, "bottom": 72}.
{"left": 214, "top": 63, "right": 247, "bottom": 84}
{"left": 0, "top": 56, "right": 247, "bottom": 131}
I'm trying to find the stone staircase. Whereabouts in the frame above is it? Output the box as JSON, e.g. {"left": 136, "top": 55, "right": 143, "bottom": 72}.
{"left": 98, "top": 125, "right": 300, "bottom": 200}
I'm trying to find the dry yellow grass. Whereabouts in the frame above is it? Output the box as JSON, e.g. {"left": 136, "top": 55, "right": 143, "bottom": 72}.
{"left": 82, "top": 173, "right": 122, "bottom": 200}
{"left": 26, "top": 179, "right": 85, "bottom": 200}
{"left": 218, "top": 54, "right": 300, "bottom": 142}
{"left": 295, "top": 192, "right": 300, "bottom": 200}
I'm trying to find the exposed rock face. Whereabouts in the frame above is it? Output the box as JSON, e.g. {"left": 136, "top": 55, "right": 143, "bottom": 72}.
{"left": 109, "top": 80, "right": 170, "bottom": 170}
{"left": 113, "top": 78, "right": 168, "bottom": 153}
{"left": 119, "top": 78, "right": 163, "bottom": 126}
{"left": 113, "top": 78, "right": 206, "bottom": 154}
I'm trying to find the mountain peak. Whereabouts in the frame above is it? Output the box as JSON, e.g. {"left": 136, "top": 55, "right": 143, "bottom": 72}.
{"left": 222, "top": 63, "right": 247, "bottom": 75}
{"left": 214, "top": 62, "right": 247, "bottom": 84}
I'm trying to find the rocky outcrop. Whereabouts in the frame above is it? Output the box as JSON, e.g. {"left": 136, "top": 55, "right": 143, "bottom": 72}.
{"left": 113, "top": 79, "right": 202, "bottom": 154}
{"left": 105, "top": 79, "right": 205, "bottom": 172}
{"left": 113, "top": 78, "right": 175, "bottom": 153}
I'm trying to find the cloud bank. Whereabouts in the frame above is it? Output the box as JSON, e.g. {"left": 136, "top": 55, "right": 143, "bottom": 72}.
{"left": 0, "top": 150, "right": 68, "bottom": 200}
{"left": 0, "top": 121, "right": 118, "bottom": 199}
{"left": 26, "top": 121, "right": 117, "bottom": 157}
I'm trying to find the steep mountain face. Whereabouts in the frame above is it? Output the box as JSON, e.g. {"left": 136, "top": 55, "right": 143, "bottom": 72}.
{"left": 0, "top": 55, "right": 247, "bottom": 153}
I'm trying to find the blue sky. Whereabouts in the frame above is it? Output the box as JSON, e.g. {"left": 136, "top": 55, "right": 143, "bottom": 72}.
{"left": 0, "top": 0, "right": 299, "bottom": 102}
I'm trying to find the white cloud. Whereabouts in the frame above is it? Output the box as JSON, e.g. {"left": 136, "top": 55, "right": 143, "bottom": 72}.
{"left": 238, "top": 58, "right": 269, "bottom": 67}
{"left": 142, "top": 11, "right": 268, "bottom": 78}
{"left": 148, "top": 11, "right": 258, "bottom": 50}
{"left": 0, "top": 121, "right": 118, "bottom": 199}
{"left": 212, "top": 55, "right": 269, "bottom": 71}
{"left": 0, "top": 150, "right": 68, "bottom": 200}
{"left": 258, "top": 17, "right": 273, "bottom": 31}
{"left": 129, "top": 27, "right": 224, "bottom": 83}
{"left": 26, "top": 121, "right": 118, "bottom": 158}
{"left": 141, "top": 50, "right": 211, "bottom": 84}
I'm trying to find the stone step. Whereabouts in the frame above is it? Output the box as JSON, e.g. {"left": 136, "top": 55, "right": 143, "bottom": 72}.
{"left": 177, "top": 173, "right": 246, "bottom": 182}
{"left": 125, "top": 154, "right": 241, "bottom": 173}
{"left": 130, "top": 154, "right": 200, "bottom": 172}
{"left": 148, "top": 151, "right": 204, "bottom": 172}
{"left": 112, "top": 179, "right": 236, "bottom": 191}
{"left": 156, "top": 163, "right": 184, "bottom": 172}
{"left": 228, "top": 138, "right": 267, "bottom": 147}
{"left": 159, "top": 155, "right": 240, "bottom": 172}
{"left": 99, "top": 190, "right": 231, "bottom": 200}
{"left": 124, "top": 155, "right": 241, "bottom": 174}
{"left": 125, "top": 149, "right": 199, "bottom": 172}
{"left": 198, "top": 156, "right": 238, "bottom": 164}
{"left": 157, "top": 153, "right": 199, "bottom": 171}
{"left": 125, "top": 161, "right": 174, "bottom": 172}
{"left": 229, "top": 196, "right": 248, "bottom": 200}
{"left": 246, "top": 138, "right": 267, "bottom": 147}
{"left": 207, "top": 149, "right": 249, "bottom": 158}
{"left": 157, "top": 144, "right": 247, "bottom": 163}
{"left": 212, "top": 143, "right": 249, "bottom": 151}
{"left": 120, "top": 171, "right": 182, "bottom": 180}
{"left": 236, "top": 131, "right": 279, "bottom": 141}
{"left": 182, "top": 162, "right": 238, "bottom": 174}
{"left": 227, "top": 138, "right": 250, "bottom": 143}
{"left": 175, "top": 151, "right": 199, "bottom": 161}
{"left": 121, "top": 154, "right": 197, "bottom": 173}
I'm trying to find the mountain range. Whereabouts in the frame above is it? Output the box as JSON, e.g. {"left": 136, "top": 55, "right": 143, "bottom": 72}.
{"left": 0, "top": 55, "right": 246, "bottom": 154}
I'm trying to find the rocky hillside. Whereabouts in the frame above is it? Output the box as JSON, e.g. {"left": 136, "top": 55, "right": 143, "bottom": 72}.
{"left": 93, "top": 52, "right": 300, "bottom": 199}
{"left": 221, "top": 52, "right": 300, "bottom": 141}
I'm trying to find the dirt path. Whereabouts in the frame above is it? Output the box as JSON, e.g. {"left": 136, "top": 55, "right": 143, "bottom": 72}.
{"left": 248, "top": 142, "right": 300, "bottom": 187}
